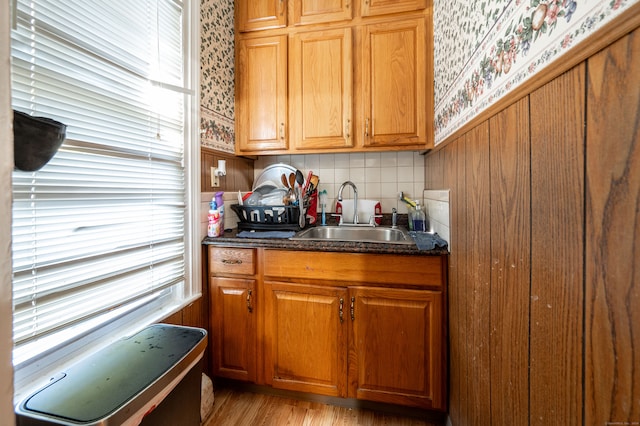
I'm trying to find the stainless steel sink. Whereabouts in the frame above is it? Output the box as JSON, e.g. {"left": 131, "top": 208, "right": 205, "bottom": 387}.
{"left": 292, "top": 225, "right": 415, "bottom": 245}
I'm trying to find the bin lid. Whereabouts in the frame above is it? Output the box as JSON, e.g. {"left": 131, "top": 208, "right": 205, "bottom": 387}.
{"left": 18, "top": 324, "right": 207, "bottom": 424}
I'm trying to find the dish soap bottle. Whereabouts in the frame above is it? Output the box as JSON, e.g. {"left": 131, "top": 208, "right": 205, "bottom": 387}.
{"left": 215, "top": 191, "right": 224, "bottom": 231}
{"left": 412, "top": 201, "right": 426, "bottom": 232}
{"left": 208, "top": 200, "right": 221, "bottom": 238}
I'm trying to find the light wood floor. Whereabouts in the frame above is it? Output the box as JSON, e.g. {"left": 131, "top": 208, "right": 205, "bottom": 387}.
{"left": 203, "top": 385, "right": 445, "bottom": 426}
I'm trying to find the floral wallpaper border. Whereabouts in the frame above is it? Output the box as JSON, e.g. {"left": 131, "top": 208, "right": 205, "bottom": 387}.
{"left": 200, "top": 106, "right": 235, "bottom": 153}
{"left": 434, "top": 0, "right": 637, "bottom": 145}
{"left": 200, "top": 0, "right": 235, "bottom": 153}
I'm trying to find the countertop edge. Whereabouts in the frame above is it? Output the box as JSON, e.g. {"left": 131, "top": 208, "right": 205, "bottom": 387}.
{"left": 202, "top": 229, "right": 449, "bottom": 256}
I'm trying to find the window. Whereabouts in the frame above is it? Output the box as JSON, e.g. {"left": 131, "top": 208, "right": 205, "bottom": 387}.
{"left": 10, "top": 0, "right": 200, "bottom": 391}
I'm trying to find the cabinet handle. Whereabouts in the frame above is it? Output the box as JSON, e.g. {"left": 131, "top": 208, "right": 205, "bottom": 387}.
{"left": 364, "top": 118, "right": 369, "bottom": 138}
{"left": 246, "top": 289, "right": 253, "bottom": 313}
{"left": 221, "top": 259, "right": 242, "bottom": 265}
{"left": 280, "top": 122, "right": 285, "bottom": 140}
{"left": 350, "top": 296, "right": 355, "bottom": 321}
{"left": 339, "top": 298, "right": 344, "bottom": 323}
{"left": 279, "top": 0, "right": 284, "bottom": 16}
{"left": 345, "top": 119, "right": 350, "bottom": 140}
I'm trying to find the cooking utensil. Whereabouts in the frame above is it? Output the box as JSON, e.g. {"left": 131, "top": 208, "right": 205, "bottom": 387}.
{"left": 296, "top": 186, "right": 305, "bottom": 228}
{"left": 289, "top": 173, "right": 296, "bottom": 191}
{"left": 303, "top": 170, "right": 313, "bottom": 194}
{"left": 296, "top": 170, "right": 304, "bottom": 188}
{"left": 310, "top": 174, "right": 319, "bottom": 187}
{"left": 282, "top": 173, "right": 295, "bottom": 204}
{"left": 281, "top": 173, "right": 289, "bottom": 189}
{"left": 308, "top": 174, "right": 319, "bottom": 194}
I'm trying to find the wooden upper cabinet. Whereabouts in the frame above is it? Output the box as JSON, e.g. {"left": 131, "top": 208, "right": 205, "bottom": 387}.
{"left": 292, "top": 0, "right": 352, "bottom": 26}
{"left": 237, "top": 0, "right": 287, "bottom": 32}
{"left": 289, "top": 28, "right": 353, "bottom": 150}
{"left": 236, "top": 36, "right": 288, "bottom": 154}
{"left": 360, "top": 17, "right": 427, "bottom": 148}
{"left": 361, "top": 0, "right": 426, "bottom": 17}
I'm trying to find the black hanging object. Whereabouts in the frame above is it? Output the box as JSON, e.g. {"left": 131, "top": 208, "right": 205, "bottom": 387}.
{"left": 13, "top": 110, "right": 67, "bottom": 172}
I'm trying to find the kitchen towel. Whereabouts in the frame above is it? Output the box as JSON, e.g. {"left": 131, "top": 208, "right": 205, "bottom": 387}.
{"left": 409, "top": 231, "right": 449, "bottom": 251}
{"left": 237, "top": 230, "right": 296, "bottom": 239}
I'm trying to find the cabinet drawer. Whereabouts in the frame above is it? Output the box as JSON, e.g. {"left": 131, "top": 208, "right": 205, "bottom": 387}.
{"left": 209, "top": 247, "right": 256, "bottom": 276}
{"left": 263, "top": 250, "right": 445, "bottom": 288}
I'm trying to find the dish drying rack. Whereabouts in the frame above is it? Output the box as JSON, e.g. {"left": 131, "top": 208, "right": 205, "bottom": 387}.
{"left": 231, "top": 204, "right": 307, "bottom": 231}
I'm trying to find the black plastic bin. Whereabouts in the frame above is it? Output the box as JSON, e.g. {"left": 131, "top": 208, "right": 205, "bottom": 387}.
{"left": 15, "top": 324, "right": 207, "bottom": 426}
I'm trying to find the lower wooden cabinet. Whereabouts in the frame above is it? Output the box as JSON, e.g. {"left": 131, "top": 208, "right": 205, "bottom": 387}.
{"left": 208, "top": 247, "right": 258, "bottom": 382}
{"left": 207, "top": 245, "right": 447, "bottom": 411}
{"left": 264, "top": 281, "right": 348, "bottom": 397}
{"left": 210, "top": 276, "right": 257, "bottom": 382}
{"left": 348, "top": 286, "right": 445, "bottom": 409}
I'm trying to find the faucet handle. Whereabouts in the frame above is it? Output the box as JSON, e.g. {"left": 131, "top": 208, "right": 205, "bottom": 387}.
{"left": 331, "top": 213, "right": 343, "bottom": 226}
{"left": 368, "top": 214, "right": 383, "bottom": 227}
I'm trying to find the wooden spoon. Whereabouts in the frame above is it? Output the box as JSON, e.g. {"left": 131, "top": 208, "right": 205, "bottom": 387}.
{"left": 309, "top": 175, "right": 319, "bottom": 191}
{"left": 289, "top": 173, "right": 296, "bottom": 190}
{"left": 281, "top": 173, "right": 290, "bottom": 189}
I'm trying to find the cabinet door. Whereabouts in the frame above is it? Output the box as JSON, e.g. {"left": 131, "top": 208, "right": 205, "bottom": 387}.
{"left": 237, "top": 0, "right": 286, "bottom": 32}
{"left": 360, "top": 17, "right": 426, "bottom": 148}
{"left": 361, "top": 0, "right": 426, "bottom": 17}
{"left": 264, "top": 281, "right": 348, "bottom": 397}
{"left": 236, "top": 36, "right": 288, "bottom": 153}
{"left": 348, "top": 286, "right": 445, "bottom": 410}
{"left": 293, "top": 0, "right": 352, "bottom": 26}
{"left": 290, "top": 28, "right": 353, "bottom": 150}
{"left": 210, "top": 277, "right": 257, "bottom": 382}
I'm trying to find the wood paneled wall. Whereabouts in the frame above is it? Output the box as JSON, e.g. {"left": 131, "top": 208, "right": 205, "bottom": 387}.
{"left": 201, "top": 147, "right": 254, "bottom": 192}
{"left": 161, "top": 295, "right": 209, "bottom": 375}
{"left": 426, "top": 28, "right": 639, "bottom": 425}
{"left": 161, "top": 246, "right": 213, "bottom": 376}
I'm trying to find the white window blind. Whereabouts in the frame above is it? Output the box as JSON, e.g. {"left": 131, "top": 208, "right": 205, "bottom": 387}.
{"left": 10, "top": 0, "right": 197, "bottom": 368}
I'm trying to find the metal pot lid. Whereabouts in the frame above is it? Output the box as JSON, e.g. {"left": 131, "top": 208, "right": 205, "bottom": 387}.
{"left": 253, "top": 163, "right": 296, "bottom": 191}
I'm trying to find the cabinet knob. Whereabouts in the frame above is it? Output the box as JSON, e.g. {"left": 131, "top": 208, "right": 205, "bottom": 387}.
{"left": 339, "top": 298, "right": 344, "bottom": 323}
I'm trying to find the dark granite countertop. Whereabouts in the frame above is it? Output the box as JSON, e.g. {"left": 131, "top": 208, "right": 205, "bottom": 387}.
{"left": 202, "top": 227, "right": 448, "bottom": 256}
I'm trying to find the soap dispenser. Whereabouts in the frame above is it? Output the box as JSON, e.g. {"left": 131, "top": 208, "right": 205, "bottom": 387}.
{"left": 412, "top": 201, "right": 426, "bottom": 232}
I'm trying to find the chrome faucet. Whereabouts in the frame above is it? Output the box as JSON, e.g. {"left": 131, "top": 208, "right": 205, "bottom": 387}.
{"left": 337, "top": 180, "right": 359, "bottom": 224}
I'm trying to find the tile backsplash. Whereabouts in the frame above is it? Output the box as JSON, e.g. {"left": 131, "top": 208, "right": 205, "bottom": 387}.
{"left": 200, "top": 152, "right": 427, "bottom": 238}
{"left": 423, "top": 189, "right": 450, "bottom": 248}
{"left": 255, "top": 152, "right": 426, "bottom": 215}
